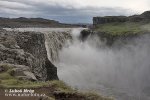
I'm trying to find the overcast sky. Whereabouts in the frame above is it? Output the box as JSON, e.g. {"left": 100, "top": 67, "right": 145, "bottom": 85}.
{"left": 0, "top": 0, "right": 150, "bottom": 23}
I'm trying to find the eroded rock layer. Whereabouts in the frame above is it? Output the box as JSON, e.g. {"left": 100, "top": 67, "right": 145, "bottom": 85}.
{"left": 0, "top": 29, "right": 58, "bottom": 81}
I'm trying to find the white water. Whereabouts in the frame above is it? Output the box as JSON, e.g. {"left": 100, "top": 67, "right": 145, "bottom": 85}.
{"left": 4, "top": 28, "right": 150, "bottom": 100}
{"left": 3, "top": 28, "right": 85, "bottom": 62}
{"left": 57, "top": 29, "right": 150, "bottom": 100}
{"left": 3, "top": 28, "right": 73, "bottom": 32}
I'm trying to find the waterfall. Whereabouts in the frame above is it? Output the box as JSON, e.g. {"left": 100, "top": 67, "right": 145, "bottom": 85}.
{"left": 44, "top": 28, "right": 85, "bottom": 63}
{"left": 3, "top": 28, "right": 73, "bottom": 63}
{"left": 56, "top": 29, "right": 150, "bottom": 100}
{"left": 44, "top": 31, "right": 72, "bottom": 62}
{"left": 4, "top": 28, "right": 150, "bottom": 100}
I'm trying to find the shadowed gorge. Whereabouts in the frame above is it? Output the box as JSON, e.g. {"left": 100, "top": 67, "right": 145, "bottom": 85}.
{"left": 57, "top": 28, "right": 150, "bottom": 100}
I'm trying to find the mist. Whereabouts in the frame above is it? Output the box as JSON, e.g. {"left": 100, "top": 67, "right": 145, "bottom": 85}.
{"left": 56, "top": 29, "right": 150, "bottom": 100}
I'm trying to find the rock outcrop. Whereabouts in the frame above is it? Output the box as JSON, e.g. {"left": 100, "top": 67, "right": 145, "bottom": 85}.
{"left": 93, "top": 11, "right": 150, "bottom": 25}
{"left": 93, "top": 16, "right": 127, "bottom": 25}
{"left": 79, "top": 29, "right": 93, "bottom": 41}
{"left": 0, "top": 29, "right": 58, "bottom": 81}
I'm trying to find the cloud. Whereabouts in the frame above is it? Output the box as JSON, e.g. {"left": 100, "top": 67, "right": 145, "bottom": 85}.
{"left": 0, "top": 1, "right": 33, "bottom": 10}
{"left": 0, "top": 0, "right": 149, "bottom": 23}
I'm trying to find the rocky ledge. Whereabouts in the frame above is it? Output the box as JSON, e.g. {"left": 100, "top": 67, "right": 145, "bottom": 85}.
{"left": 0, "top": 29, "right": 58, "bottom": 81}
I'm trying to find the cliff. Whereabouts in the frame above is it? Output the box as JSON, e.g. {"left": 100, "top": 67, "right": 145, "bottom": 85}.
{"left": 0, "top": 29, "right": 113, "bottom": 100}
{"left": 93, "top": 16, "right": 127, "bottom": 25}
{"left": 93, "top": 11, "right": 150, "bottom": 25}
{"left": 0, "top": 29, "right": 58, "bottom": 81}
{"left": 81, "top": 11, "right": 150, "bottom": 46}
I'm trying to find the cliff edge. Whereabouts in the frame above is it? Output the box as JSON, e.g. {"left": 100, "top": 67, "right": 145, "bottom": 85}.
{"left": 93, "top": 11, "right": 150, "bottom": 25}
{"left": 0, "top": 29, "right": 58, "bottom": 81}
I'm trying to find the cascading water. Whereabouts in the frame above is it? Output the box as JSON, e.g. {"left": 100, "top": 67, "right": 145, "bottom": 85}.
{"left": 44, "top": 31, "right": 72, "bottom": 62}
{"left": 56, "top": 28, "right": 150, "bottom": 100}
{"left": 4, "top": 28, "right": 73, "bottom": 63}
{"left": 4, "top": 28, "right": 150, "bottom": 100}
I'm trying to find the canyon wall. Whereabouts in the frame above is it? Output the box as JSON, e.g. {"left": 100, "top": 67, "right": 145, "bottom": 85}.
{"left": 93, "top": 11, "right": 150, "bottom": 25}
{"left": 0, "top": 29, "right": 58, "bottom": 81}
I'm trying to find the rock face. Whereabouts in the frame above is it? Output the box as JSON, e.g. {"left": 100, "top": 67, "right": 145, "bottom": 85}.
{"left": 93, "top": 16, "right": 127, "bottom": 25}
{"left": 0, "top": 29, "right": 58, "bottom": 81}
{"left": 93, "top": 11, "right": 150, "bottom": 25}
{"left": 140, "top": 11, "right": 150, "bottom": 19}
{"left": 79, "top": 29, "right": 93, "bottom": 41}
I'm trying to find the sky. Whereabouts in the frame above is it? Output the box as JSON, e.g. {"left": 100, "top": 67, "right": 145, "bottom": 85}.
{"left": 0, "top": 0, "right": 150, "bottom": 23}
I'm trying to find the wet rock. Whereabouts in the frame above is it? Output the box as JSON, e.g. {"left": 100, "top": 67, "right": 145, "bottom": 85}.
{"left": 80, "top": 29, "right": 93, "bottom": 41}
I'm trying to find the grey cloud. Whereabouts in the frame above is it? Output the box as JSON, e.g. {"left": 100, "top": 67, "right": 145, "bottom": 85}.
{"left": 0, "top": 0, "right": 133, "bottom": 23}
{"left": 0, "top": 0, "right": 34, "bottom": 10}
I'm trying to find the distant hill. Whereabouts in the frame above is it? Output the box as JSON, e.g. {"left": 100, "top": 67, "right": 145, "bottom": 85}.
{"left": 0, "top": 17, "right": 79, "bottom": 28}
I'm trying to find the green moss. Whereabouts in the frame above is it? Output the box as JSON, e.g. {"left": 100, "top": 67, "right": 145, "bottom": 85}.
{"left": 0, "top": 79, "right": 113, "bottom": 100}
{"left": 0, "top": 79, "right": 49, "bottom": 88}
{"left": 7, "top": 69, "right": 15, "bottom": 76}
{"left": 49, "top": 80, "right": 73, "bottom": 92}
{"left": 0, "top": 73, "right": 13, "bottom": 80}
{"left": 95, "top": 22, "right": 148, "bottom": 35}
{"left": 0, "top": 64, "right": 49, "bottom": 88}
{"left": 47, "top": 97, "right": 55, "bottom": 100}
{"left": 142, "top": 24, "right": 150, "bottom": 31}
{"left": 0, "top": 64, "right": 113, "bottom": 100}
{"left": 83, "top": 92, "right": 113, "bottom": 100}
{"left": 0, "top": 63, "right": 12, "bottom": 72}
{"left": 0, "top": 64, "right": 16, "bottom": 81}
{"left": 2, "top": 79, "right": 21, "bottom": 85}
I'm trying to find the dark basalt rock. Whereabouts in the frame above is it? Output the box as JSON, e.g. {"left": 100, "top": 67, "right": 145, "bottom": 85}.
{"left": 93, "top": 16, "right": 127, "bottom": 25}
{"left": 0, "top": 29, "right": 58, "bottom": 81}
{"left": 79, "top": 29, "right": 93, "bottom": 41}
{"left": 140, "top": 11, "right": 150, "bottom": 18}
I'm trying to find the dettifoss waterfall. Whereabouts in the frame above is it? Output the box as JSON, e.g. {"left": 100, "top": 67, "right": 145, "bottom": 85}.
{"left": 44, "top": 31, "right": 72, "bottom": 62}
{"left": 5, "top": 28, "right": 150, "bottom": 100}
